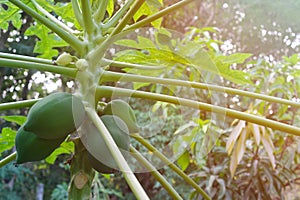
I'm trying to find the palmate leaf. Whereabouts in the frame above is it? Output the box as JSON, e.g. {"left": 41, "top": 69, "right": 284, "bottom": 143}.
{"left": 0, "top": 1, "right": 23, "bottom": 30}
{"left": 176, "top": 150, "right": 190, "bottom": 171}
{"left": 115, "top": 36, "right": 157, "bottom": 49}
{"left": 35, "top": 0, "right": 81, "bottom": 30}
{"left": 114, "top": 32, "right": 252, "bottom": 85}
{"left": 45, "top": 140, "right": 74, "bottom": 164}
{"left": 25, "top": 23, "right": 68, "bottom": 58}
{"left": 107, "top": 0, "right": 114, "bottom": 17}
{"left": 216, "top": 53, "right": 252, "bottom": 64}
{"left": 216, "top": 62, "right": 253, "bottom": 85}
{"left": 283, "top": 53, "right": 299, "bottom": 66}
{"left": 0, "top": 116, "right": 26, "bottom": 155}
{"left": 0, "top": 115, "right": 27, "bottom": 125}
{"left": 133, "top": 0, "right": 163, "bottom": 28}
{"left": 0, "top": 128, "right": 16, "bottom": 155}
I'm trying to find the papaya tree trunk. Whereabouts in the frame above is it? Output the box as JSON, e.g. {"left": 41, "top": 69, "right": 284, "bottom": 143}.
{"left": 68, "top": 139, "right": 95, "bottom": 200}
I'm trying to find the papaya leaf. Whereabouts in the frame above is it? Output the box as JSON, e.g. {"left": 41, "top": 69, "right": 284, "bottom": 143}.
{"left": 115, "top": 39, "right": 141, "bottom": 49}
{"left": 0, "top": 1, "right": 22, "bottom": 30}
{"left": 133, "top": 82, "right": 151, "bottom": 90}
{"left": 187, "top": 50, "right": 219, "bottom": 74}
{"left": 45, "top": 141, "right": 74, "bottom": 164}
{"left": 283, "top": 53, "right": 299, "bottom": 66}
{"left": 0, "top": 115, "right": 27, "bottom": 125}
{"left": 0, "top": 128, "right": 16, "bottom": 155}
{"left": 115, "top": 36, "right": 157, "bottom": 49}
{"left": 25, "top": 23, "right": 68, "bottom": 58}
{"left": 217, "top": 63, "right": 253, "bottom": 85}
{"left": 133, "top": 0, "right": 163, "bottom": 28}
{"left": 138, "top": 36, "right": 158, "bottom": 49}
{"left": 217, "top": 53, "right": 252, "bottom": 64}
{"left": 107, "top": 0, "right": 114, "bottom": 17}
{"left": 176, "top": 150, "right": 190, "bottom": 171}
{"left": 36, "top": 0, "right": 80, "bottom": 29}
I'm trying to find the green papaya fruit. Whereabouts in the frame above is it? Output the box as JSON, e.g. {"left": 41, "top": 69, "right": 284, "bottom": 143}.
{"left": 80, "top": 115, "right": 130, "bottom": 173}
{"left": 87, "top": 152, "right": 115, "bottom": 174}
{"left": 15, "top": 125, "right": 66, "bottom": 164}
{"left": 103, "top": 99, "right": 139, "bottom": 133}
{"left": 23, "top": 92, "right": 85, "bottom": 140}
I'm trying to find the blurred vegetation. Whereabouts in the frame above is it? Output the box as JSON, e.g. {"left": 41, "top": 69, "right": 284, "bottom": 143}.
{"left": 0, "top": 0, "right": 300, "bottom": 199}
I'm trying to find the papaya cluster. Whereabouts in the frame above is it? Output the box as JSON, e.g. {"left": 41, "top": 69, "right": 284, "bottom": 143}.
{"left": 15, "top": 92, "right": 86, "bottom": 164}
{"left": 84, "top": 99, "right": 139, "bottom": 174}
{"left": 15, "top": 95, "right": 138, "bottom": 175}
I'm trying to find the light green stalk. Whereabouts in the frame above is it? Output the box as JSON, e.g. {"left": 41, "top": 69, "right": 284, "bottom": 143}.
{"left": 71, "top": 0, "right": 84, "bottom": 27}
{"left": 130, "top": 146, "right": 183, "bottom": 200}
{"left": 94, "top": 0, "right": 109, "bottom": 23}
{"left": 0, "top": 58, "right": 77, "bottom": 78}
{"left": 0, "top": 99, "right": 38, "bottom": 111}
{"left": 101, "top": 71, "right": 300, "bottom": 107}
{"left": 0, "top": 52, "right": 53, "bottom": 65}
{"left": 81, "top": 0, "right": 95, "bottom": 39}
{"left": 96, "top": 86, "right": 300, "bottom": 136}
{"left": 109, "top": 0, "right": 145, "bottom": 36}
{"left": 131, "top": 134, "right": 211, "bottom": 200}
{"left": 0, "top": 152, "right": 17, "bottom": 168}
{"left": 102, "top": 0, "right": 135, "bottom": 29}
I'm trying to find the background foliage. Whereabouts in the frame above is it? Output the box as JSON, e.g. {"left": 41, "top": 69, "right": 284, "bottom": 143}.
{"left": 0, "top": 0, "right": 300, "bottom": 199}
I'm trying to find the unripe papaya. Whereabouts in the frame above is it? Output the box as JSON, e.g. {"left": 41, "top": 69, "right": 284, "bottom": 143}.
{"left": 15, "top": 126, "right": 66, "bottom": 164}
{"left": 80, "top": 115, "right": 130, "bottom": 173}
{"left": 23, "top": 92, "right": 85, "bottom": 140}
{"left": 87, "top": 152, "right": 115, "bottom": 174}
{"left": 103, "top": 100, "right": 139, "bottom": 133}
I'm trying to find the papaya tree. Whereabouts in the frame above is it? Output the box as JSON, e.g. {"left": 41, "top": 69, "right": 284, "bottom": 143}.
{"left": 0, "top": 0, "right": 300, "bottom": 199}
